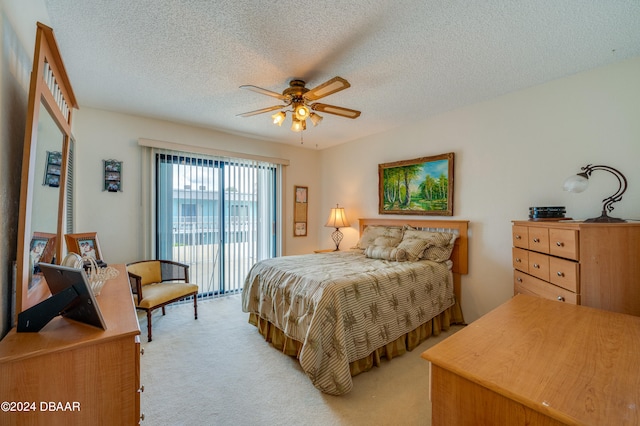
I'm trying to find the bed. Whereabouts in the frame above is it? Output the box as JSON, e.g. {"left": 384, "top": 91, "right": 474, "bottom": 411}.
{"left": 241, "top": 218, "right": 469, "bottom": 395}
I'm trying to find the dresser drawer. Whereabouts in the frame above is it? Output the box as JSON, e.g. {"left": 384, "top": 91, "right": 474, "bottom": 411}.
{"left": 512, "top": 247, "right": 528, "bottom": 272}
{"left": 514, "top": 271, "right": 578, "bottom": 304}
{"left": 527, "top": 252, "right": 550, "bottom": 281}
{"left": 549, "top": 257, "right": 579, "bottom": 292}
{"left": 548, "top": 228, "right": 579, "bottom": 260}
{"left": 528, "top": 227, "right": 549, "bottom": 254}
{"left": 512, "top": 226, "right": 528, "bottom": 249}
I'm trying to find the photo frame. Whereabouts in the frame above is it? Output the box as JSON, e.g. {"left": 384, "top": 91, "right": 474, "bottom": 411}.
{"left": 29, "top": 232, "right": 56, "bottom": 268}
{"left": 378, "top": 152, "right": 454, "bottom": 216}
{"left": 294, "top": 185, "right": 308, "bottom": 237}
{"left": 43, "top": 151, "right": 62, "bottom": 188}
{"left": 64, "top": 232, "right": 104, "bottom": 261}
{"left": 103, "top": 159, "right": 122, "bottom": 192}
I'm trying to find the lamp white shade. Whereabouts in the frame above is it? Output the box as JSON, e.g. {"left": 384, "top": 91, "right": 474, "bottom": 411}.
{"left": 563, "top": 173, "right": 589, "bottom": 193}
{"left": 325, "top": 205, "right": 350, "bottom": 228}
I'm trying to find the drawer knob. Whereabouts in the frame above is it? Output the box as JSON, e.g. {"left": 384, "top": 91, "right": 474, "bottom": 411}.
{"left": 516, "top": 277, "right": 523, "bottom": 283}
{"left": 533, "top": 238, "right": 540, "bottom": 243}
{"left": 515, "top": 258, "right": 521, "bottom": 263}
{"left": 515, "top": 235, "right": 522, "bottom": 240}
{"left": 557, "top": 271, "right": 565, "bottom": 277}
{"left": 556, "top": 241, "right": 564, "bottom": 247}
{"left": 557, "top": 296, "right": 565, "bottom": 302}
{"left": 533, "top": 263, "right": 540, "bottom": 269}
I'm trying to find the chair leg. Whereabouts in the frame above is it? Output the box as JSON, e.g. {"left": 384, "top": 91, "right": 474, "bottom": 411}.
{"left": 146, "top": 311, "right": 153, "bottom": 342}
{"left": 162, "top": 306, "right": 166, "bottom": 316}
{"left": 194, "top": 295, "right": 198, "bottom": 320}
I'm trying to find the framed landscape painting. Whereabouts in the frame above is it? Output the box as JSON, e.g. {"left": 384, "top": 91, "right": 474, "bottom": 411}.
{"left": 378, "top": 152, "right": 454, "bottom": 216}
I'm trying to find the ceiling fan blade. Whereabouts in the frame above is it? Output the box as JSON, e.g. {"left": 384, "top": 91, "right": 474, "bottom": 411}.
{"left": 303, "top": 76, "right": 351, "bottom": 101}
{"left": 240, "top": 85, "right": 290, "bottom": 101}
{"left": 311, "top": 103, "right": 361, "bottom": 119}
{"left": 236, "top": 105, "right": 284, "bottom": 117}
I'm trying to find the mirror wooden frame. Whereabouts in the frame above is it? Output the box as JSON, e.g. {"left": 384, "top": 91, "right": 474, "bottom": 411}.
{"left": 15, "top": 23, "right": 78, "bottom": 316}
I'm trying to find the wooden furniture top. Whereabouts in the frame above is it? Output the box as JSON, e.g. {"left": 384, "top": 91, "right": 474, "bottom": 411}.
{"left": 0, "top": 264, "right": 139, "bottom": 362}
{"left": 422, "top": 294, "right": 640, "bottom": 425}
{"left": 512, "top": 220, "right": 640, "bottom": 229}
{"left": 358, "top": 218, "right": 469, "bottom": 275}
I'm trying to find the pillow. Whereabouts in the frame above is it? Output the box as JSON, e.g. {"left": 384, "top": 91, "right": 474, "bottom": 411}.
{"left": 354, "top": 225, "right": 403, "bottom": 250}
{"left": 364, "top": 244, "right": 407, "bottom": 261}
{"left": 396, "top": 238, "right": 430, "bottom": 261}
{"left": 422, "top": 233, "right": 457, "bottom": 262}
{"left": 373, "top": 235, "right": 402, "bottom": 248}
{"left": 401, "top": 227, "right": 458, "bottom": 262}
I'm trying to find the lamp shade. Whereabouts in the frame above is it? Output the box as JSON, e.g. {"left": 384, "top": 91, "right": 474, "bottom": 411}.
{"left": 271, "top": 111, "right": 285, "bottom": 126}
{"left": 325, "top": 205, "right": 350, "bottom": 228}
{"left": 563, "top": 172, "right": 589, "bottom": 193}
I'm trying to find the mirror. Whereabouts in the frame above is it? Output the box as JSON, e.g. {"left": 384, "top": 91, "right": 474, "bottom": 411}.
{"left": 15, "top": 23, "right": 77, "bottom": 316}
{"left": 31, "top": 100, "right": 63, "bottom": 234}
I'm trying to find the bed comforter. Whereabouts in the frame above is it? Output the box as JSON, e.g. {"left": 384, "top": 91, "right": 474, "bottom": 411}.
{"left": 241, "top": 250, "right": 455, "bottom": 395}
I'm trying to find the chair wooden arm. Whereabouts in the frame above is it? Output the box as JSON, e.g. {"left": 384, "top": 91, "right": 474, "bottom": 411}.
{"left": 127, "top": 271, "right": 145, "bottom": 302}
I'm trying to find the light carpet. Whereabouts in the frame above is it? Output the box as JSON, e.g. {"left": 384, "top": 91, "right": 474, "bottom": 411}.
{"left": 139, "top": 295, "right": 463, "bottom": 426}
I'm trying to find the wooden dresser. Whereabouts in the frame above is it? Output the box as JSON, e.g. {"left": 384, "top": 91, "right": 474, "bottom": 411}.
{"left": 512, "top": 220, "right": 640, "bottom": 316}
{"left": 0, "top": 264, "right": 142, "bottom": 425}
{"left": 422, "top": 294, "right": 640, "bottom": 425}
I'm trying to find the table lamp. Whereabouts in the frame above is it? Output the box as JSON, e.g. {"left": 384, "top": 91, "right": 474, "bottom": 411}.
{"left": 325, "top": 204, "right": 350, "bottom": 250}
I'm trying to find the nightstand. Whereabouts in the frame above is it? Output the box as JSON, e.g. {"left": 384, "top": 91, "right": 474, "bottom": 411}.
{"left": 314, "top": 249, "right": 335, "bottom": 253}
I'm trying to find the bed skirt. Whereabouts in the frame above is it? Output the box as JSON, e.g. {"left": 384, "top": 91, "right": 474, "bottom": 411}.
{"left": 247, "top": 301, "right": 464, "bottom": 378}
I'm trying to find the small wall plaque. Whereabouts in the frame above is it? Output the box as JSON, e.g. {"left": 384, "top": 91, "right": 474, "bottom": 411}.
{"left": 103, "top": 159, "right": 122, "bottom": 192}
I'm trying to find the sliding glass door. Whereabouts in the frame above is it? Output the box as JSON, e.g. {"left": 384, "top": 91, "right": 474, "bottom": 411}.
{"left": 156, "top": 151, "right": 279, "bottom": 298}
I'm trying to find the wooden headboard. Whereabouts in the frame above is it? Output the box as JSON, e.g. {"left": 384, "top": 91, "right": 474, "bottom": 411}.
{"left": 358, "top": 218, "right": 469, "bottom": 306}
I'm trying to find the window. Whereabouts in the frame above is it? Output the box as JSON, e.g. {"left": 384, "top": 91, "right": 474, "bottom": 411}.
{"left": 155, "top": 150, "right": 280, "bottom": 298}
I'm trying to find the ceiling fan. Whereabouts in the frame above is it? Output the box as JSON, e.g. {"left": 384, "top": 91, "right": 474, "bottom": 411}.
{"left": 237, "top": 76, "right": 361, "bottom": 132}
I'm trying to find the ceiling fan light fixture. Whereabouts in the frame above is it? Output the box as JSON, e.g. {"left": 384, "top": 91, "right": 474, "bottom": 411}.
{"left": 271, "top": 111, "right": 286, "bottom": 126}
{"left": 309, "top": 112, "right": 323, "bottom": 126}
{"left": 291, "top": 118, "right": 305, "bottom": 132}
{"left": 294, "top": 104, "right": 310, "bottom": 121}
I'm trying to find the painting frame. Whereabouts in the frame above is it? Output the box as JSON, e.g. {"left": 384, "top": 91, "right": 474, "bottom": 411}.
{"left": 378, "top": 152, "right": 454, "bottom": 216}
{"left": 64, "top": 232, "right": 104, "bottom": 261}
{"left": 294, "top": 185, "right": 308, "bottom": 237}
{"left": 103, "top": 159, "right": 122, "bottom": 192}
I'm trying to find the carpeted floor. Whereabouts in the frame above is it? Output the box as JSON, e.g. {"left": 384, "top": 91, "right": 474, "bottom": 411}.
{"left": 138, "top": 295, "right": 463, "bottom": 426}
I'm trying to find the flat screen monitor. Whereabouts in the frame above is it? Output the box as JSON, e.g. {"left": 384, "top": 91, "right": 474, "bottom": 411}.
{"left": 39, "top": 263, "right": 107, "bottom": 330}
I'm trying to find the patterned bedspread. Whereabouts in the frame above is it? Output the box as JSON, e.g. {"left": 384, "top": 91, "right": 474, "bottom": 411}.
{"left": 241, "top": 250, "right": 454, "bottom": 395}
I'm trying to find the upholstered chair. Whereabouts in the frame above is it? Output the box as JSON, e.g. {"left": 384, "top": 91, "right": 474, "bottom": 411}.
{"left": 126, "top": 260, "right": 198, "bottom": 342}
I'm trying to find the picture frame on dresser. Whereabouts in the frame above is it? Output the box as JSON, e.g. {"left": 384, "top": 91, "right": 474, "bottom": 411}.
{"left": 65, "top": 232, "right": 104, "bottom": 261}
{"left": 29, "top": 232, "right": 56, "bottom": 270}
{"left": 378, "top": 152, "right": 454, "bottom": 216}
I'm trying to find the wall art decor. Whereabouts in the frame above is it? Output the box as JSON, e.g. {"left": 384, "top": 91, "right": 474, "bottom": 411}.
{"left": 103, "top": 159, "right": 122, "bottom": 192}
{"left": 294, "top": 185, "right": 308, "bottom": 236}
{"left": 43, "top": 151, "right": 62, "bottom": 187}
{"left": 378, "top": 152, "right": 454, "bottom": 216}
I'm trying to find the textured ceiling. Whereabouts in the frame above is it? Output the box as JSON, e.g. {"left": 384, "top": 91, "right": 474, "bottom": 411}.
{"left": 43, "top": 0, "right": 640, "bottom": 149}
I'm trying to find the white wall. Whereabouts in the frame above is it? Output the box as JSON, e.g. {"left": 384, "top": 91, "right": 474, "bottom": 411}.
{"left": 318, "top": 56, "right": 640, "bottom": 323}
{"left": 71, "top": 109, "right": 321, "bottom": 264}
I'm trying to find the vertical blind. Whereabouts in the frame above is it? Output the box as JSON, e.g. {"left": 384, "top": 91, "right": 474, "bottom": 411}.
{"left": 154, "top": 148, "right": 280, "bottom": 299}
